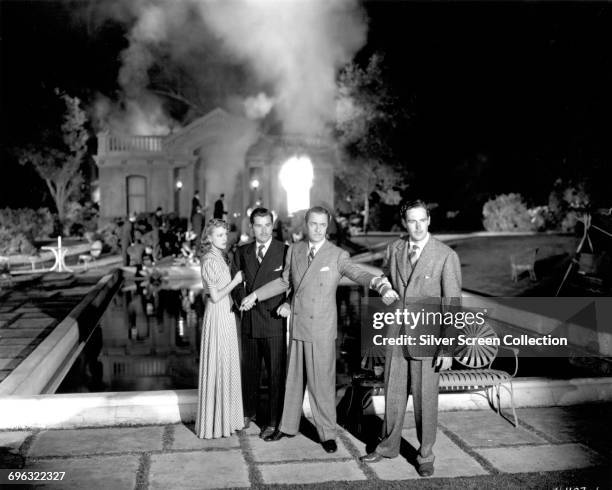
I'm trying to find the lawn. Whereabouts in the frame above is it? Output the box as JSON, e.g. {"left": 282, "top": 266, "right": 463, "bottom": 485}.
{"left": 446, "top": 233, "right": 577, "bottom": 296}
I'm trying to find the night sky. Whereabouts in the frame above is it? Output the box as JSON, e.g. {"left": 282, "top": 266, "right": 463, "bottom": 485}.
{"left": 1, "top": 1, "right": 611, "bottom": 213}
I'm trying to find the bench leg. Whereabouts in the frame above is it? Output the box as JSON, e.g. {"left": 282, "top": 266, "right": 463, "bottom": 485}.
{"left": 497, "top": 383, "right": 519, "bottom": 428}
{"left": 507, "top": 382, "right": 519, "bottom": 428}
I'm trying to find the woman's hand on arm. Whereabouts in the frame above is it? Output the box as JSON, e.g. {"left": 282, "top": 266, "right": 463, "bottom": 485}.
{"left": 208, "top": 270, "right": 244, "bottom": 303}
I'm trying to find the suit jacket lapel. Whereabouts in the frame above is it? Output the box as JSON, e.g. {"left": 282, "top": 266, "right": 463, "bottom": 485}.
{"left": 292, "top": 241, "right": 309, "bottom": 293}
{"left": 253, "top": 240, "right": 279, "bottom": 287}
{"left": 295, "top": 240, "right": 328, "bottom": 294}
{"left": 396, "top": 239, "right": 410, "bottom": 287}
{"left": 409, "top": 238, "right": 434, "bottom": 281}
{"left": 245, "top": 242, "right": 260, "bottom": 280}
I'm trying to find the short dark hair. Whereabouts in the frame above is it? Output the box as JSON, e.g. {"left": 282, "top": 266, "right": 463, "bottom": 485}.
{"left": 220, "top": 193, "right": 225, "bottom": 198}
{"left": 250, "top": 207, "right": 274, "bottom": 224}
{"left": 400, "top": 199, "right": 429, "bottom": 218}
{"left": 305, "top": 206, "right": 331, "bottom": 223}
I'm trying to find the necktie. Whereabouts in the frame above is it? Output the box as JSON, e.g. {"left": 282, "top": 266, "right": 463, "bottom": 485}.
{"left": 308, "top": 246, "right": 316, "bottom": 265}
{"left": 257, "top": 244, "right": 265, "bottom": 263}
{"left": 408, "top": 244, "right": 419, "bottom": 267}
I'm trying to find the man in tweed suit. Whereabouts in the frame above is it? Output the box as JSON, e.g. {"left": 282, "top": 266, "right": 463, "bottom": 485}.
{"left": 360, "top": 199, "right": 462, "bottom": 477}
{"left": 240, "top": 206, "right": 393, "bottom": 453}
{"left": 232, "top": 208, "right": 288, "bottom": 440}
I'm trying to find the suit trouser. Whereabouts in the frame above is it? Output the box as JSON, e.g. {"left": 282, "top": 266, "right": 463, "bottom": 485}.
{"left": 241, "top": 334, "right": 286, "bottom": 427}
{"left": 279, "top": 338, "right": 336, "bottom": 442}
{"left": 376, "top": 345, "right": 440, "bottom": 464}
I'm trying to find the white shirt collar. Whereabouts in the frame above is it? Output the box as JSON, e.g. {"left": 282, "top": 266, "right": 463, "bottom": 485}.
{"left": 409, "top": 233, "right": 430, "bottom": 259}
{"left": 255, "top": 237, "right": 272, "bottom": 256}
{"left": 308, "top": 239, "right": 325, "bottom": 255}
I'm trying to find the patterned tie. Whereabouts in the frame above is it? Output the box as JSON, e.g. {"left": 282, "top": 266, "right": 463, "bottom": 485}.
{"left": 408, "top": 244, "right": 419, "bottom": 267}
{"left": 257, "top": 244, "right": 265, "bottom": 263}
{"left": 308, "top": 246, "right": 316, "bottom": 266}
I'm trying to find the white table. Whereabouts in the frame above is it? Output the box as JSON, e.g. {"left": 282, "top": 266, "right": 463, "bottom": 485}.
{"left": 41, "top": 237, "right": 73, "bottom": 273}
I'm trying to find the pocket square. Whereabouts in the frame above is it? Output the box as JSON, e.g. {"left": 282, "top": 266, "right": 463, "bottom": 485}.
{"left": 274, "top": 266, "right": 283, "bottom": 271}
{"left": 320, "top": 266, "right": 330, "bottom": 272}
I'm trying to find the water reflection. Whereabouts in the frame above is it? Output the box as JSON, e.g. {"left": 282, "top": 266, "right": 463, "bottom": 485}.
{"left": 58, "top": 275, "right": 208, "bottom": 392}
{"left": 58, "top": 275, "right": 366, "bottom": 393}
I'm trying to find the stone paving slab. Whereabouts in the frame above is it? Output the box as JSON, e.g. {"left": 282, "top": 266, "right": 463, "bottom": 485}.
{"left": 149, "top": 450, "right": 249, "bottom": 489}
{"left": 0, "top": 345, "right": 28, "bottom": 357}
{"left": 25, "top": 454, "right": 140, "bottom": 490}
{"left": 0, "top": 430, "right": 31, "bottom": 450}
{"left": 260, "top": 460, "right": 367, "bottom": 485}
{"left": 349, "top": 427, "right": 489, "bottom": 480}
{"left": 0, "top": 313, "right": 19, "bottom": 321}
{"left": 244, "top": 422, "right": 265, "bottom": 437}
{"left": 17, "top": 307, "right": 52, "bottom": 314}
{"left": 0, "top": 328, "right": 46, "bottom": 338}
{"left": 18, "top": 312, "right": 62, "bottom": 320}
{"left": 28, "top": 426, "right": 164, "bottom": 457}
{"left": 249, "top": 432, "right": 352, "bottom": 462}
{"left": 475, "top": 443, "right": 603, "bottom": 473}
{"left": 0, "top": 337, "right": 41, "bottom": 346}
{"left": 9, "top": 318, "right": 56, "bottom": 329}
{"left": 172, "top": 424, "right": 240, "bottom": 450}
{"left": 438, "top": 410, "right": 547, "bottom": 447}
{"left": 372, "top": 429, "right": 489, "bottom": 480}
{"left": 0, "top": 358, "right": 20, "bottom": 370}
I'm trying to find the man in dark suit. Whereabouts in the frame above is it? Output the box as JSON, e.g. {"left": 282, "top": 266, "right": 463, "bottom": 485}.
{"left": 233, "top": 207, "right": 289, "bottom": 439}
{"left": 360, "top": 199, "right": 462, "bottom": 478}
{"left": 191, "top": 190, "right": 201, "bottom": 219}
{"left": 241, "top": 206, "right": 394, "bottom": 453}
{"left": 213, "top": 193, "right": 226, "bottom": 220}
{"left": 191, "top": 205, "right": 204, "bottom": 249}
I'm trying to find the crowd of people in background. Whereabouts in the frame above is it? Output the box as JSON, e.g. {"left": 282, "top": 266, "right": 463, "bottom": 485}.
{"left": 118, "top": 190, "right": 367, "bottom": 277}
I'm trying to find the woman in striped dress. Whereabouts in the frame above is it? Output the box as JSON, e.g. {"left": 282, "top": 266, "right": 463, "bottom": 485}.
{"left": 195, "top": 219, "right": 245, "bottom": 438}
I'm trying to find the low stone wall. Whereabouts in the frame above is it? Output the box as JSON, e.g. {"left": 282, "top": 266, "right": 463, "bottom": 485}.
{"left": 1, "top": 377, "right": 611, "bottom": 429}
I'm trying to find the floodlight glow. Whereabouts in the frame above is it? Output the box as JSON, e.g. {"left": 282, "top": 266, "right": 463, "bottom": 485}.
{"left": 279, "top": 155, "right": 313, "bottom": 215}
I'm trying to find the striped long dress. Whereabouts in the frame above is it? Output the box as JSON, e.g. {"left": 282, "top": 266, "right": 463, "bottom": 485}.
{"left": 195, "top": 249, "right": 244, "bottom": 438}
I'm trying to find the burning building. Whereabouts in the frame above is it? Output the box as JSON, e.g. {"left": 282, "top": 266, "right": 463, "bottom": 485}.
{"left": 94, "top": 108, "right": 337, "bottom": 224}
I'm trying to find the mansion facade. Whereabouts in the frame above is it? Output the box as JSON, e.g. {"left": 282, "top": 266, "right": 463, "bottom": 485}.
{"left": 94, "top": 108, "right": 337, "bottom": 226}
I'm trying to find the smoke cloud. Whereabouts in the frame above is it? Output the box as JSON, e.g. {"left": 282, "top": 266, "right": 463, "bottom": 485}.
{"left": 194, "top": 0, "right": 368, "bottom": 135}
{"left": 82, "top": 0, "right": 368, "bottom": 136}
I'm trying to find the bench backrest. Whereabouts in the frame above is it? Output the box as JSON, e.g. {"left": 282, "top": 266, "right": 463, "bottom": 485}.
{"left": 453, "top": 321, "right": 499, "bottom": 368}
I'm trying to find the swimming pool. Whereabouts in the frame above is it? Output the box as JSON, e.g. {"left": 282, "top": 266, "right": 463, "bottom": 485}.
{"left": 56, "top": 277, "right": 608, "bottom": 395}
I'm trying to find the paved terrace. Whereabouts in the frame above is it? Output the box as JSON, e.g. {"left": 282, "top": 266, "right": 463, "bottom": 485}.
{"left": 0, "top": 272, "right": 107, "bottom": 384}
{"left": 1, "top": 404, "right": 609, "bottom": 489}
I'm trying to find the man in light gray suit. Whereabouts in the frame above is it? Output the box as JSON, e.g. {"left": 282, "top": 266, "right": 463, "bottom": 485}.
{"left": 240, "top": 206, "right": 393, "bottom": 453}
{"left": 360, "top": 199, "right": 462, "bottom": 477}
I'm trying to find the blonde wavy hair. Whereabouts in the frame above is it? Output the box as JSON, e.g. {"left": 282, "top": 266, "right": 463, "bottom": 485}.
{"left": 199, "top": 218, "right": 229, "bottom": 256}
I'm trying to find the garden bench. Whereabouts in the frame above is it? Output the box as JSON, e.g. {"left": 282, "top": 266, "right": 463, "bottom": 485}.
{"left": 345, "top": 322, "right": 519, "bottom": 431}
{"left": 510, "top": 247, "right": 538, "bottom": 282}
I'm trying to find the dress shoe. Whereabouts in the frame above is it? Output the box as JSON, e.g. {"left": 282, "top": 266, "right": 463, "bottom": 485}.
{"left": 259, "top": 426, "right": 276, "bottom": 439}
{"left": 417, "top": 461, "right": 434, "bottom": 477}
{"left": 322, "top": 440, "right": 337, "bottom": 453}
{"left": 264, "top": 429, "right": 295, "bottom": 442}
{"left": 359, "top": 452, "right": 383, "bottom": 463}
{"left": 243, "top": 416, "right": 255, "bottom": 429}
